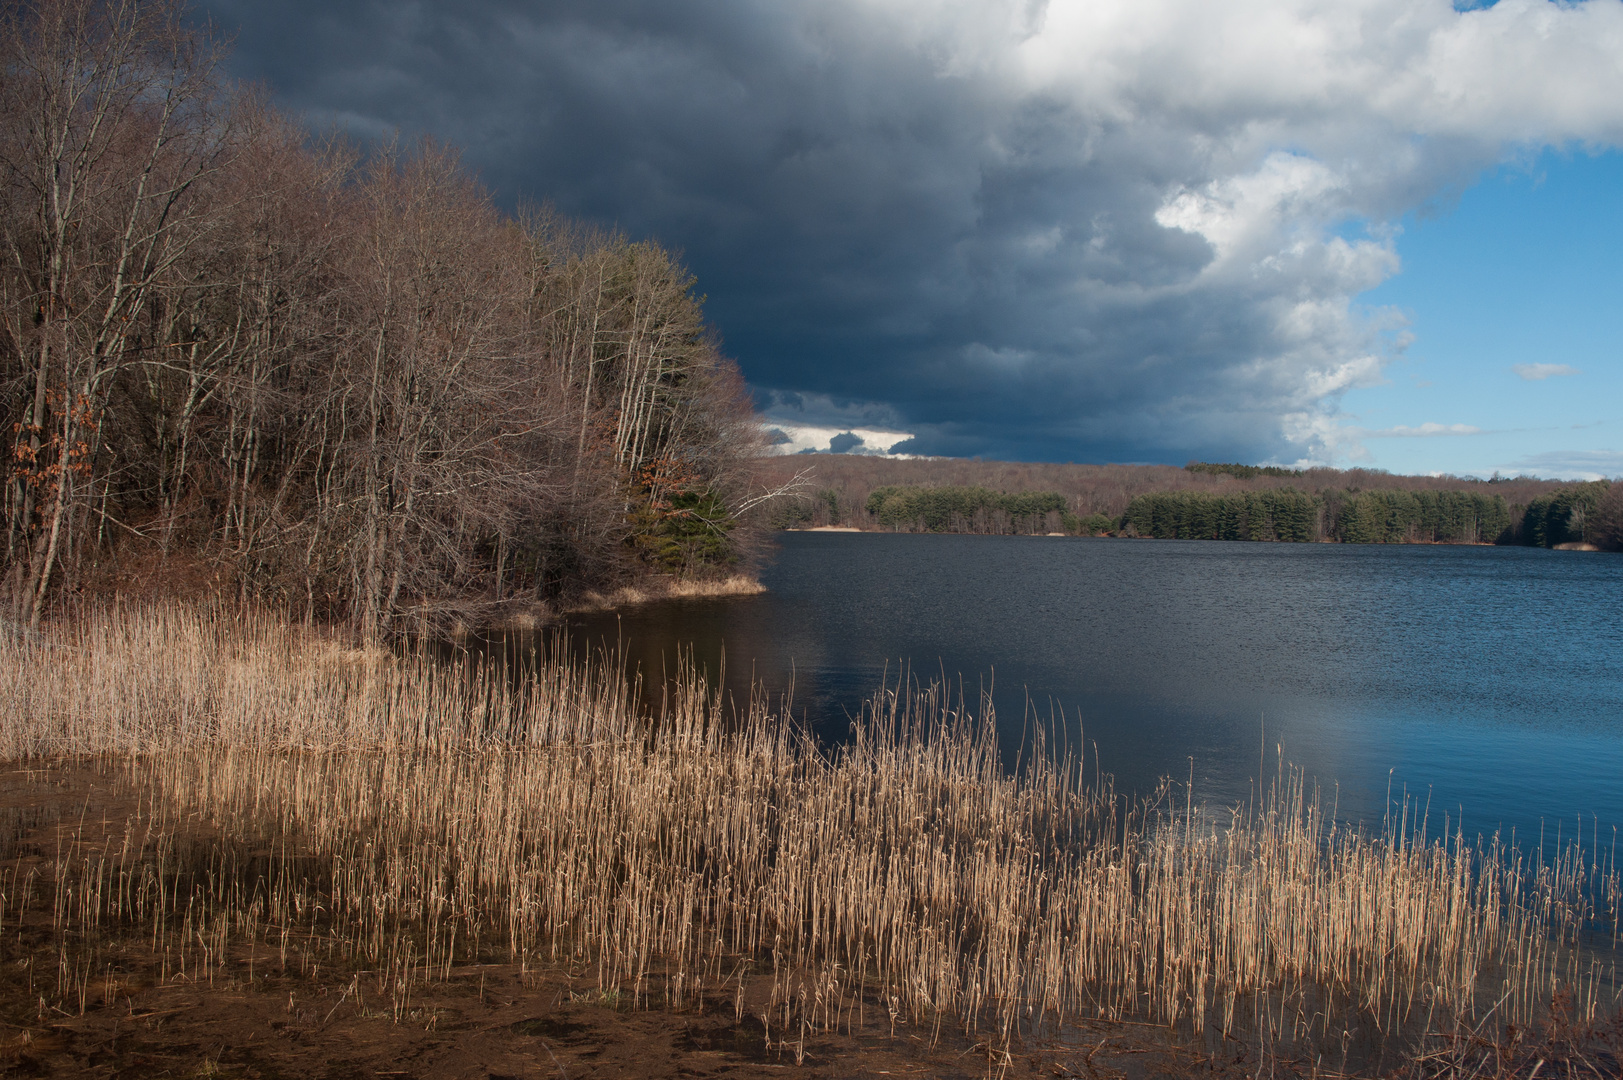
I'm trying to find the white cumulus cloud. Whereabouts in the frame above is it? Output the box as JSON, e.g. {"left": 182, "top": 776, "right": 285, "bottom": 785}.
{"left": 762, "top": 423, "right": 921, "bottom": 457}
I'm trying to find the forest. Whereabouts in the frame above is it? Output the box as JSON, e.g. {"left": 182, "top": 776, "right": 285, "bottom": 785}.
{"left": 759, "top": 455, "right": 1623, "bottom": 549}
{"left": 0, "top": 0, "right": 774, "bottom": 637}
{"left": 865, "top": 485, "right": 1070, "bottom": 533}
{"left": 1518, "top": 480, "right": 1619, "bottom": 548}
{"left": 1121, "top": 488, "right": 1511, "bottom": 544}
{"left": 1121, "top": 478, "right": 1621, "bottom": 547}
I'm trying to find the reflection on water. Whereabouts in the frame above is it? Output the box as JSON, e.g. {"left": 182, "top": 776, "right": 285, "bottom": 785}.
{"left": 534, "top": 534, "right": 1623, "bottom": 837}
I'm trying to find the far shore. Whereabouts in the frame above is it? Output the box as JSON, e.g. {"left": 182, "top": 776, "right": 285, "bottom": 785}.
{"left": 781, "top": 528, "right": 1620, "bottom": 549}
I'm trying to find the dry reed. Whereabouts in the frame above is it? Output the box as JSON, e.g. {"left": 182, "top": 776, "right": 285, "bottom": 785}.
{"left": 1, "top": 603, "right": 1617, "bottom": 1062}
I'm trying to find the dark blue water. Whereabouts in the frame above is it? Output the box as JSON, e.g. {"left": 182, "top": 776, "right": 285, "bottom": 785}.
{"left": 567, "top": 534, "right": 1623, "bottom": 838}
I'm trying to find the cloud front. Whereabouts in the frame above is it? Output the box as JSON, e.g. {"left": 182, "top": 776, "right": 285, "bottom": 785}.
{"left": 201, "top": 0, "right": 1623, "bottom": 463}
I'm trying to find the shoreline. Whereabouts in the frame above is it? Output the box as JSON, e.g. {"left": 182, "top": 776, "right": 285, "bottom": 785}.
{"left": 567, "top": 573, "right": 769, "bottom": 611}
{"left": 494, "top": 573, "right": 769, "bottom": 631}
{"left": 4, "top": 605, "right": 1616, "bottom": 1080}
{"left": 780, "top": 528, "right": 1616, "bottom": 549}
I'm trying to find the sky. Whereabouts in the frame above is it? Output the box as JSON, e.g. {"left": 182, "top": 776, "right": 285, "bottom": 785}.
{"left": 196, "top": 0, "right": 1623, "bottom": 477}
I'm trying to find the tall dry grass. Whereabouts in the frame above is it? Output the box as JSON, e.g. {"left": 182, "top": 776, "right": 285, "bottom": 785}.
{"left": 1, "top": 603, "right": 1617, "bottom": 1059}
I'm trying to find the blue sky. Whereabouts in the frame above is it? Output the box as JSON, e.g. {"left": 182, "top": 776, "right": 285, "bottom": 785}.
{"left": 1345, "top": 147, "right": 1623, "bottom": 477}
{"left": 199, "top": 0, "right": 1623, "bottom": 476}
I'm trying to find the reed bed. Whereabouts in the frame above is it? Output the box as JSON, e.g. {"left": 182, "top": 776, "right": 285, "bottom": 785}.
{"left": 1, "top": 603, "right": 1617, "bottom": 1062}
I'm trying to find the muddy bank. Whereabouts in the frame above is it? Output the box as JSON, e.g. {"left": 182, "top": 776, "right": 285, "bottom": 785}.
{"left": 0, "top": 764, "right": 1239, "bottom": 1080}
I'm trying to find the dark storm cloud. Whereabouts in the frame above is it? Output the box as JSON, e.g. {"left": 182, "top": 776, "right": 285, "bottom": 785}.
{"left": 197, "top": 0, "right": 1623, "bottom": 463}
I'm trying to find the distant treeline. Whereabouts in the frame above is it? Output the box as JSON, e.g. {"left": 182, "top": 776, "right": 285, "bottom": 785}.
{"left": 757, "top": 455, "right": 1571, "bottom": 526}
{"left": 777, "top": 484, "right": 1068, "bottom": 535}
{"left": 866, "top": 486, "right": 1067, "bottom": 533}
{"left": 1518, "top": 481, "right": 1617, "bottom": 549}
{"left": 1183, "top": 462, "right": 1305, "bottom": 480}
{"left": 1121, "top": 489, "right": 1511, "bottom": 544}
{"left": 1122, "top": 490, "right": 1323, "bottom": 543}
{"left": 762, "top": 456, "right": 1622, "bottom": 549}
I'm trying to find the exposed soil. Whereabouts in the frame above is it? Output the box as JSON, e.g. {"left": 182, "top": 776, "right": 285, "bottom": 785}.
{"left": 0, "top": 965, "right": 1246, "bottom": 1080}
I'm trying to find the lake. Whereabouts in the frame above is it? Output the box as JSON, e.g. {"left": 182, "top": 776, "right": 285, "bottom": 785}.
{"left": 561, "top": 533, "right": 1623, "bottom": 840}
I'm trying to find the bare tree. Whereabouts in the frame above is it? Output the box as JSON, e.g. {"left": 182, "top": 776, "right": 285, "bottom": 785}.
{"left": 0, "top": 13, "right": 772, "bottom": 635}
{"left": 0, "top": 0, "right": 231, "bottom": 627}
